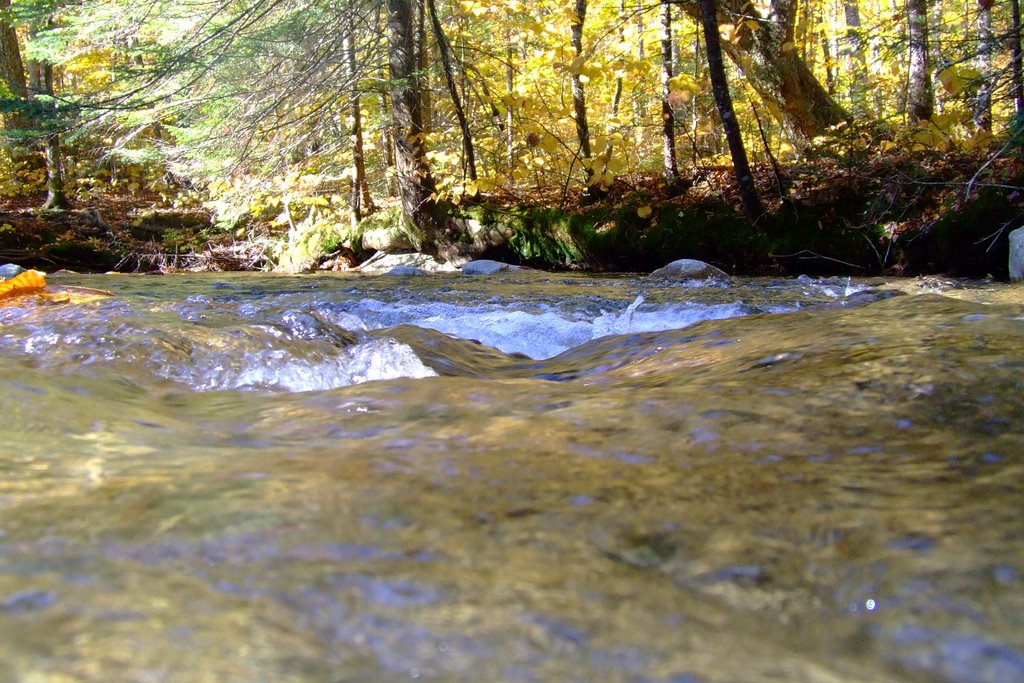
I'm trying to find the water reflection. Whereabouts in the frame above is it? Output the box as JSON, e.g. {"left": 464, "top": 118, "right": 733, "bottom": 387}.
{"left": 0, "top": 273, "right": 1022, "bottom": 681}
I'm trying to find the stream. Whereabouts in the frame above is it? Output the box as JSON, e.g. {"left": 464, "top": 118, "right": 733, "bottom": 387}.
{"left": 1, "top": 270, "right": 1023, "bottom": 682}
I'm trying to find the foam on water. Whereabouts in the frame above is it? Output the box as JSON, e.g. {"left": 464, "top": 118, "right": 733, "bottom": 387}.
{"left": 173, "top": 338, "right": 437, "bottom": 392}
{"left": 337, "top": 295, "right": 758, "bottom": 359}
{"left": 12, "top": 315, "right": 436, "bottom": 393}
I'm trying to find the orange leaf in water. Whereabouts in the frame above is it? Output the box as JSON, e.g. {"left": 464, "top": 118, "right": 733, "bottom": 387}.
{"left": 0, "top": 270, "right": 46, "bottom": 300}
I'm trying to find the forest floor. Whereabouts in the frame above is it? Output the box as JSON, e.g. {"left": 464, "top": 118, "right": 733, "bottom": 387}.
{"left": 1, "top": 149, "right": 1022, "bottom": 278}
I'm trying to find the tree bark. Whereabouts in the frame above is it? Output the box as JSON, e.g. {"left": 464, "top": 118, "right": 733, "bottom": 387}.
{"left": 659, "top": 0, "right": 680, "bottom": 190}
{"left": 27, "top": 30, "right": 67, "bottom": 211}
{"left": 387, "top": 0, "right": 444, "bottom": 251}
{"left": 378, "top": 90, "right": 397, "bottom": 195}
{"left": 0, "top": 0, "right": 29, "bottom": 148}
{"left": 976, "top": 2, "right": 993, "bottom": 132}
{"left": 842, "top": 0, "right": 868, "bottom": 115}
{"left": 569, "top": 0, "right": 596, "bottom": 192}
{"left": 634, "top": 0, "right": 647, "bottom": 119}
{"left": 343, "top": 25, "right": 373, "bottom": 223}
{"left": 678, "top": 0, "right": 848, "bottom": 144}
{"left": 426, "top": 0, "right": 476, "bottom": 182}
{"left": 906, "top": 0, "right": 934, "bottom": 123}
{"left": 1012, "top": 0, "right": 1023, "bottom": 113}
{"left": 697, "top": 0, "right": 763, "bottom": 224}
{"left": 0, "top": 0, "right": 25, "bottom": 100}
{"left": 610, "top": 0, "right": 627, "bottom": 117}
{"left": 505, "top": 50, "right": 515, "bottom": 169}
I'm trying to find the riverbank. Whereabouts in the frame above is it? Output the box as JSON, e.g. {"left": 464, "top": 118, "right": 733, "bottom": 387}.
{"left": 1, "top": 151, "right": 1021, "bottom": 278}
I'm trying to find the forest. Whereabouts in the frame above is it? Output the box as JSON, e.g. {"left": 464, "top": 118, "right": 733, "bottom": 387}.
{"left": 1, "top": 0, "right": 1023, "bottom": 276}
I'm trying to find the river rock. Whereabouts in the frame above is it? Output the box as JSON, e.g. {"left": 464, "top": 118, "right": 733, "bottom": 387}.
{"left": 1010, "top": 227, "right": 1024, "bottom": 282}
{"left": 356, "top": 252, "right": 457, "bottom": 273}
{"left": 461, "top": 259, "right": 522, "bottom": 275}
{"left": 650, "top": 259, "right": 729, "bottom": 280}
{"left": 0, "top": 264, "right": 26, "bottom": 280}
{"left": 385, "top": 265, "right": 425, "bottom": 276}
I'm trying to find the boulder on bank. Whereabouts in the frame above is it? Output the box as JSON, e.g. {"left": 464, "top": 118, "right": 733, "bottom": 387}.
{"left": 650, "top": 259, "right": 729, "bottom": 280}
{"left": 361, "top": 223, "right": 417, "bottom": 253}
{"left": 356, "top": 252, "right": 457, "bottom": 274}
{"left": 1010, "top": 227, "right": 1024, "bottom": 282}
{"left": 461, "top": 259, "right": 523, "bottom": 275}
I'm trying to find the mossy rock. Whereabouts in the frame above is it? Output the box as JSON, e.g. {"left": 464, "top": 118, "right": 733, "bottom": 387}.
{"left": 450, "top": 201, "right": 769, "bottom": 272}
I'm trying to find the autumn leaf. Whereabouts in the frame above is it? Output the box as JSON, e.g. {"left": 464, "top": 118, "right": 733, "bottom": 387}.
{"left": 637, "top": 205, "right": 652, "bottom": 218}
{"left": 0, "top": 270, "right": 46, "bottom": 301}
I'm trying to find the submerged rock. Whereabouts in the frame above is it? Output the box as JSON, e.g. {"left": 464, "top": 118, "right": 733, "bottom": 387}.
{"left": 357, "top": 252, "right": 457, "bottom": 273}
{"left": 385, "top": 265, "right": 426, "bottom": 276}
{"left": 461, "top": 259, "right": 522, "bottom": 275}
{"left": 1010, "top": 227, "right": 1024, "bottom": 282}
{"left": 650, "top": 259, "right": 729, "bottom": 280}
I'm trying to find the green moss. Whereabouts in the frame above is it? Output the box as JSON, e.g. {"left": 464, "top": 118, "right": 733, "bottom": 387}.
{"left": 42, "top": 239, "right": 118, "bottom": 270}
{"left": 275, "top": 217, "right": 354, "bottom": 272}
{"left": 898, "top": 188, "right": 1014, "bottom": 278}
{"left": 762, "top": 203, "right": 886, "bottom": 275}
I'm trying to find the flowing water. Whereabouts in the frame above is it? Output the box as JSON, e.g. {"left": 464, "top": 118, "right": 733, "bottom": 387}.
{"left": 1, "top": 270, "right": 1023, "bottom": 682}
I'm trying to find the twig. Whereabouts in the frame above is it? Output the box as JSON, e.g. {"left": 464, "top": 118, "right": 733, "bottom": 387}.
{"left": 966, "top": 137, "right": 1016, "bottom": 198}
{"left": 769, "top": 249, "right": 865, "bottom": 269}
{"left": 751, "top": 103, "right": 787, "bottom": 199}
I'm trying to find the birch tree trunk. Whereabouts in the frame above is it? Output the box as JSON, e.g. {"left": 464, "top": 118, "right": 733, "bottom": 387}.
{"left": 660, "top": 0, "right": 680, "bottom": 190}
{"left": 975, "top": 2, "right": 993, "bottom": 132}
{"left": 906, "top": 0, "right": 934, "bottom": 124}
{"left": 842, "top": 0, "right": 868, "bottom": 115}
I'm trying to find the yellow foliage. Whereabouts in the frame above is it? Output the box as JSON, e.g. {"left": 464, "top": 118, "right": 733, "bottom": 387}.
{"left": 937, "top": 65, "right": 983, "bottom": 96}
{"left": 0, "top": 271, "right": 47, "bottom": 301}
{"left": 668, "top": 74, "right": 700, "bottom": 94}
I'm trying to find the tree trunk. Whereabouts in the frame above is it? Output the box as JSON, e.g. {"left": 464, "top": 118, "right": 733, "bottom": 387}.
{"left": 1012, "top": 0, "right": 1023, "bottom": 113}
{"left": 426, "top": 0, "right": 476, "bottom": 183}
{"left": 842, "top": 0, "right": 868, "bottom": 115}
{"left": 976, "top": 2, "right": 993, "bottom": 132}
{"left": 378, "top": 90, "right": 398, "bottom": 196}
{"left": 820, "top": 27, "right": 835, "bottom": 96}
{"left": 569, "top": 0, "right": 596, "bottom": 192}
{"left": 634, "top": 0, "right": 647, "bottom": 119}
{"left": 0, "top": 0, "right": 25, "bottom": 100}
{"left": 27, "top": 47, "right": 67, "bottom": 210}
{"left": 505, "top": 51, "right": 515, "bottom": 169}
{"left": 678, "top": 0, "right": 848, "bottom": 144}
{"left": 659, "top": 0, "right": 680, "bottom": 190}
{"left": 697, "top": 0, "right": 763, "bottom": 224}
{"left": 610, "top": 0, "right": 627, "bottom": 117}
{"left": 343, "top": 26, "right": 373, "bottom": 223}
{"left": 0, "top": 0, "right": 29, "bottom": 150}
{"left": 415, "top": 0, "right": 431, "bottom": 135}
{"left": 387, "top": 0, "right": 444, "bottom": 251}
{"left": 906, "top": 0, "right": 933, "bottom": 123}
